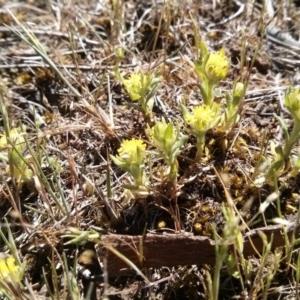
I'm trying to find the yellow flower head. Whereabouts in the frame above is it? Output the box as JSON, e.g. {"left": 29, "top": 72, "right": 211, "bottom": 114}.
{"left": 205, "top": 48, "right": 230, "bottom": 84}
{"left": 185, "top": 103, "right": 220, "bottom": 133}
{"left": 110, "top": 139, "right": 147, "bottom": 186}
{"left": 123, "top": 73, "right": 155, "bottom": 101}
{"left": 0, "top": 254, "right": 22, "bottom": 283}
{"left": 118, "top": 139, "right": 146, "bottom": 164}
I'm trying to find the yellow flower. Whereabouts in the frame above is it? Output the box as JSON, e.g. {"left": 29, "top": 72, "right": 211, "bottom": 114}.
{"left": 184, "top": 103, "right": 221, "bottom": 133}
{"left": 111, "top": 139, "right": 147, "bottom": 186}
{"left": 0, "top": 254, "right": 22, "bottom": 284}
{"left": 205, "top": 48, "right": 230, "bottom": 84}
{"left": 118, "top": 139, "right": 146, "bottom": 164}
{"left": 123, "top": 73, "right": 155, "bottom": 101}
{"left": 123, "top": 73, "right": 144, "bottom": 101}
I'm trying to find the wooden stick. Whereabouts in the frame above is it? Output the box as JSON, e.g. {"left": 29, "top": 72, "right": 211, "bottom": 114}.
{"left": 100, "top": 221, "right": 300, "bottom": 275}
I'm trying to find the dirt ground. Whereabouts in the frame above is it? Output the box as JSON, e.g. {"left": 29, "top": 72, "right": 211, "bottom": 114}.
{"left": 1, "top": 0, "right": 300, "bottom": 299}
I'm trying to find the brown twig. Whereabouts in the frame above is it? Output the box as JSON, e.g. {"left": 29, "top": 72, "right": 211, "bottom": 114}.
{"left": 0, "top": 26, "right": 101, "bottom": 46}
{"left": 101, "top": 220, "right": 300, "bottom": 275}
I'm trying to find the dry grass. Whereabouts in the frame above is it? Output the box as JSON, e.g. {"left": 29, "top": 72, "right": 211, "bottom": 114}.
{"left": 1, "top": 0, "right": 300, "bottom": 299}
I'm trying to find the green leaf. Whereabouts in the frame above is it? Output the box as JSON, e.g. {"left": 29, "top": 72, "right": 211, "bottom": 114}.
{"left": 226, "top": 253, "right": 240, "bottom": 279}
{"left": 225, "top": 92, "right": 233, "bottom": 106}
{"left": 170, "top": 136, "right": 188, "bottom": 160}
{"left": 236, "top": 231, "right": 244, "bottom": 254}
{"left": 199, "top": 83, "right": 208, "bottom": 104}
{"left": 181, "top": 104, "right": 189, "bottom": 119}
{"left": 146, "top": 97, "right": 154, "bottom": 112}
{"left": 273, "top": 114, "right": 289, "bottom": 141}
{"left": 121, "top": 184, "right": 140, "bottom": 191}
{"left": 0, "top": 153, "right": 8, "bottom": 162}
{"left": 195, "top": 60, "right": 204, "bottom": 78}
{"left": 163, "top": 123, "right": 174, "bottom": 151}
{"left": 199, "top": 41, "right": 208, "bottom": 61}
{"left": 268, "top": 160, "right": 284, "bottom": 178}
{"left": 214, "top": 87, "right": 222, "bottom": 98}
{"left": 110, "top": 155, "right": 124, "bottom": 167}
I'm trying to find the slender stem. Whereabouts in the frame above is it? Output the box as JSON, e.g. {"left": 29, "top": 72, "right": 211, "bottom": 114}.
{"left": 224, "top": 107, "right": 238, "bottom": 131}
{"left": 134, "top": 170, "right": 144, "bottom": 186}
{"left": 195, "top": 133, "right": 205, "bottom": 161}
{"left": 169, "top": 160, "right": 178, "bottom": 185}
{"left": 212, "top": 245, "right": 227, "bottom": 300}
{"left": 206, "top": 81, "right": 214, "bottom": 106}
{"left": 284, "top": 123, "right": 300, "bottom": 157}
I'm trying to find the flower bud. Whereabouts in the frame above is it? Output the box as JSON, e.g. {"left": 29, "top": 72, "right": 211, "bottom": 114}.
{"left": 233, "top": 82, "right": 246, "bottom": 99}
{"left": 285, "top": 88, "right": 300, "bottom": 123}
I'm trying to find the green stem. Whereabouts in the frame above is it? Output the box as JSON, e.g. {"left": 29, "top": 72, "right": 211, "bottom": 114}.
{"left": 200, "top": 79, "right": 214, "bottom": 106}
{"left": 284, "top": 123, "right": 300, "bottom": 157}
{"left": 168, "top": 160, "right": 178, "bottom": 185}
{"left": 140, "top": 97, "right": 152, "bottom": 120}
{"left": 224, "top": 107, "right": 238, "bottom": 130}
{"left": 195, "top": 133, "right": 205, "bottom": 161}
{"left": 129, "top": 164, "right": 144, "bottom": 186}
{"left": 206, "top": 81, "right": 214, "bottom": 106}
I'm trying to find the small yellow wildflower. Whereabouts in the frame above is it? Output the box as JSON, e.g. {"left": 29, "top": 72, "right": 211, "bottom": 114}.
{"left": 0, "top": 254, "right": 22, "bottom": 285}
{"left": 205, "top": 48, "right": 230, "bottom": 84}
{"left": 123, "top": 73, "right": 155, "bottom": 101}
{"left": 111, "top": 138, "right": 147, "bottom": 187}
{"left": 123, "top": 73, "right": 144, "bottom": 101}
{"left": 122, "top": 72, "right": 160, "bottom": 118}
{"left": 118, "top": 139, "right": 146, "bottom": 164}
{"left": 184, "top": 103, "right": 220, "bottom": 133}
